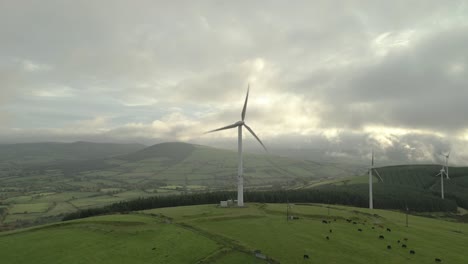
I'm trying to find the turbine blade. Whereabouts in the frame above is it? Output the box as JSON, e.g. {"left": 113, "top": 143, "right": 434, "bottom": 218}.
{"left": 373, "top": 169, "right": 384, "bottom": 182}
{"left": 244, "top": 123, "right": 267, "bottom": 151}
{"left": 205, "top": 123, "right": 239, "bottom": 134}
{"left": 241, "top": 84, "right": 250, "bottom": 121}
{"left": 371, "top": 149, "right": 374, "bottom": 167}
{"left": 435, "top": 172, "right": 442, "bottom": 177}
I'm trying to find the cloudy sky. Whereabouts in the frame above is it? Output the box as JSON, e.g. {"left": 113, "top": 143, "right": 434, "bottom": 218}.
{"left": 1, "top": 1, "right": 467, "bottom": 164}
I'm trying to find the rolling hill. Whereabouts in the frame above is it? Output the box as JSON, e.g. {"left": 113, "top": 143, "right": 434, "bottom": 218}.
{"left": 0, "top": 141, "right": 145, "bottom": 164}
{"left": 315, "top": 164, "right": 468, "bottom": 210}
{"left": 1, "top": 203, "right": 467, "bottom": 264}
{"left": 0, "top": 142, "right": 362, "bottom": 229}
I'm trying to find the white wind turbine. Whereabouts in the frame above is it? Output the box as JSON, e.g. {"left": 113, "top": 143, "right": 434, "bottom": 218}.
{"left": 443, "top": 152, "right": 450, "bottom": 179}
{"left": 205, "top": 85, "right": 267, "bottom": 207}
{"left": 436, "top": 152, "right": 450, "bottom": 199}
{"left": 368, "top": 150, "right": 384, "bottom": 209}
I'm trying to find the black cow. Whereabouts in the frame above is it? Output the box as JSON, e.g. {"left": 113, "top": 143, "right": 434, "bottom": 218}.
{"left": 322, "top": 220, "right": 328, "bottom": 224}
{"left": 346, "top": 219, "right": 352, "bottom": 223}
{"left": 152, "top": 247, "right": 156, "bottom": 250}
{"left": 403, "top": 238, "right": 408, "bottom": 241}
{"left": 379, "top": 235, "right": 385, "bottom": 239}
{"left": 329, "top": 229, "right": 333, "bottom": 233}
{"left": 303, "top": 254, "right": 309, "bottom": 259}
{"left": 353, "top": 222, "right": 357, "bottom": 225}
{"left": 397, "top": 240, "right": 400, "bottom": 244}
{"left": 386, "top": 228, "right": 392, "bottom": 232}
{"left": 358, "top": 229, "right": 362, "bottom": 232}
{"left": 410, "top": 250, "right": 415, "bottom": 255}
{"left": 326, "top": 236, "right": 330, "bottom": 240}
{"left": 387, "top": 245, "right": 392, "bottom": 249}
{"left": 435, "top": 258, "right": 442, "bottom": 263}
{"left": 372, "top": 227, "right": 375, "bottom": 229}
{"left": 402, "top": 244, "right": 407, "bottom": 248}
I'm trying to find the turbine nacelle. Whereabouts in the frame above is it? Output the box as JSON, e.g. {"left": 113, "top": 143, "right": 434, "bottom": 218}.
{"left": 235, "top": 121, "right": 245, "bottom": 126}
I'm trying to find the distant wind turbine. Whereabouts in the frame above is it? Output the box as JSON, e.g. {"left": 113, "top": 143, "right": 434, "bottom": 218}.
{"left": 443, "top": 152, "right": 450, "bottom": 180}
{"left": 436, "top": 152, "right": 450, "bottom": 199}
{"left": 368, "top": 150, "right": 384, "bottom": 209}
{"left": 205, "top": 85, "right": 267, "bottom": 207}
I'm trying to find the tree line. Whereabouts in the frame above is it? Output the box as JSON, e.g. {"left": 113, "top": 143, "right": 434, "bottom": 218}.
{"left": 62, "top": 186, "right": 457, "bottom": 221}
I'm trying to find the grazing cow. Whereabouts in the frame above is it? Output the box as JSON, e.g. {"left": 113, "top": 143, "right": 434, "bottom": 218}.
{"left": 346, "top": 219, "right": 352, "bottom": 223}
{"left": 403, "top": 238, "right": 408, "bottom": 241}
{"left": 152, "top": 247, "right": 156, "bottom": 250}
{"left": 329, "top": 229, "right": 333, "bottom": 233}
{"left": 372, "top": 227, "right": 375, "bottom": 229}
{"left": 402, "top": 244, "right": 407, "bottom": 248}
{"left": 379, "top": 235, "right": 385, "bottom": 239}
{"left": 358, "top": 229, "right": 362, "bottom": 232}
{"left": 333, "top": 218, "right": 337, "bottom": 222}
{"left": 353, "top": 221, "right": 357, "bottom": 225}
{"left": 410, "top": 250, "right": 415, "bottom": 255}
{"left": 397, "top": 240, "right": 400, "bottom": 244}
{"left": 387, "top": 245, "right": 392, "bottom": 249}
{"left": 386, "top": 228, "right": 391, "bottom": 232}
{"left": 322, "top": 220, "right": 328, "bottom": 224}
{"left": 326, "top": 236, "right": 330, "bottom": 240}
{"left": 303, "top": 254, "right": 309, "bottom": 259}
{"left": 435, "top": 258, "right": 442, "bottom": 263}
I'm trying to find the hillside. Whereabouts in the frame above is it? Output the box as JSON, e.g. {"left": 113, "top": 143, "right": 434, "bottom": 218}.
{"left": 0, "top": 141, "right": 145, "bottom": 164}
{"left": 316, "top": 164, "right": 468, "bottom": 209}
{"left": 0, "top": 142, "right": 361, "bottom": 229}
{"left": 1, "top": 203, "right": 467, "bottom": 264}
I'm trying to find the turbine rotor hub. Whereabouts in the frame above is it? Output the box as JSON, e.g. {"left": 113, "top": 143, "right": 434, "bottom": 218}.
{"left": 235, "top": 121, "right": 244, "bottom": 126}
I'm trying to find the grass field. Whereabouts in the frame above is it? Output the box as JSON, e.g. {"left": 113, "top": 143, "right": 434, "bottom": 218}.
{"left": 2, "top": 203, "right": 465, "bottom": 263}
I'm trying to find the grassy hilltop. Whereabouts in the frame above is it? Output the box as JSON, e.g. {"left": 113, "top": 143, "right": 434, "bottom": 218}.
{"left": 1, "top": 203, "right": 467, "bottom": 264}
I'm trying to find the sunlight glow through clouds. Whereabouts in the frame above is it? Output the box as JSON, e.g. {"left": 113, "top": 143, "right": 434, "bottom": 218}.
{"left": 372, "top": 30, "right": 416, "bottom": 57}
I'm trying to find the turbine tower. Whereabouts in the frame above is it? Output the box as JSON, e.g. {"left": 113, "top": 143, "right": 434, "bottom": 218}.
{"left": 206, "top": 85, "right": 267, "bottom": 207}
{"left": 368, "top": 150, "right": 384, "bottom": 209}
{"left": 435, "top": 165, "right": 449, "bottom": 199}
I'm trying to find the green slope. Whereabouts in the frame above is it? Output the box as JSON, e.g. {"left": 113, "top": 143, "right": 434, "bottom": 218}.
{"left": 1, "top": 203, "right": 467, "bottom": 264}
{"left": 0, "top": 141, "right": 145, "bottom": 164}
{"left": 316, "top": 164, "right": 468, "bottom": 210}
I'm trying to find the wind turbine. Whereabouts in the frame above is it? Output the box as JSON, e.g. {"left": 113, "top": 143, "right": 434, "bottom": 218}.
{"left": 205, "top": 85, "right": 267, "bottom": 207}
{"left": 435, "top": 165, "right": 449, "bottom": 199}
{"left": 368, "top": 150, "right": 384, "bottom": 209}
{"left": 442, "top": 152, "right": 450, "bottom": 180}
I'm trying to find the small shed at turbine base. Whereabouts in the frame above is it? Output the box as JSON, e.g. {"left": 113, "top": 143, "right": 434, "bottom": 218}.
{"left": 219, "top": 199, "right": 235, "bottom": 207}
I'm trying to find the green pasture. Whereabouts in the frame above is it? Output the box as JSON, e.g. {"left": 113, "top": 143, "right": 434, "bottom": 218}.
{"left": 2, "top": 203, "right": 467, "bottom": 263}
{"left": 69, "top": 195, "right": 123, "bottom": 209}
{"left": 9, "top": 203, "right": 51, "bottom": 214}
{"left": 44, "top": 202, "right": 77, "bottom": 217}
{"left": 143, "top": 203, "right": 468, "bottom": 264}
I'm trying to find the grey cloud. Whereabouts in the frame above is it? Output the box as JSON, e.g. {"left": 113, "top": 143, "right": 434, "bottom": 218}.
{"left": 304, "top": 24, "right": 468, "bottom": 132}
{"left": 1, "top": 1, "right": 468, "bottom": 165}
